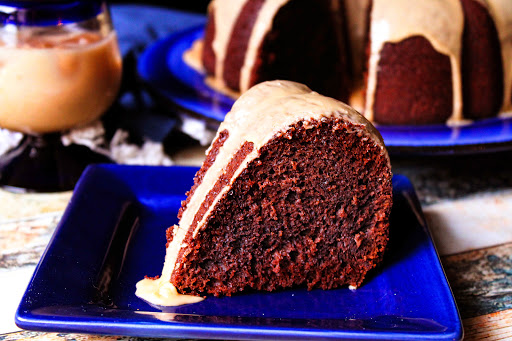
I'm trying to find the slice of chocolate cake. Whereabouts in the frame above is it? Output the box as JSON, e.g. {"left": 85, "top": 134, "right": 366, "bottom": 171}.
{"left": 136, "top": 80, "right": 392, "bottom": 306}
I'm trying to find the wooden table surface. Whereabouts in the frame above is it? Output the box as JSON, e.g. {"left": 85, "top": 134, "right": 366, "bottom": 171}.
{"left": 1, "top": 149, "right": 512, "bottom": 341}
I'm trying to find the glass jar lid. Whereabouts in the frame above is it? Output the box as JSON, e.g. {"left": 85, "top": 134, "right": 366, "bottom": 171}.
{"left": 0, "top": 1, "right": 103, "bottom": 26}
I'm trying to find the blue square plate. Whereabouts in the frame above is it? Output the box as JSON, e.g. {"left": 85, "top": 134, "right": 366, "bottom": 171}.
{"left": 16, "top": 165, "right": 462, "bottom": 340}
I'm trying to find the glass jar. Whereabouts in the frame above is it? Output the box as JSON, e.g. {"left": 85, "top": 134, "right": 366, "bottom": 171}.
{"left": 0, "top": 1, "right": 122, "bottom": 134}
{"left": 0, "top": 1, "right": 123, "bottom": 191}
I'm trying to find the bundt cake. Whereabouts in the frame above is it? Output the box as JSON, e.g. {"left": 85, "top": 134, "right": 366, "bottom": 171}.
{"left": 136, "top": 80, "right": 393, "bottom": 306}
{"left": 364, "top": 0, "right": 511, "bottom": 125}
{"left": 194, "top": 0, "right": 512, "bottom": 125}
{"left": 201, "top": 0, "right": 350, "bottom": 102}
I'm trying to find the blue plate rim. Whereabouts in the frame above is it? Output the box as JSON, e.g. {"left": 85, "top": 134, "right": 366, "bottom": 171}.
{"left": 15, "top": 164, "right": 463, "bottom": 340}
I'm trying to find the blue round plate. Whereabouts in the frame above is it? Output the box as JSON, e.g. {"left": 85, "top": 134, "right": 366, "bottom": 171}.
{"left": 138, "top": 25, "right": 512, "bottom": 155}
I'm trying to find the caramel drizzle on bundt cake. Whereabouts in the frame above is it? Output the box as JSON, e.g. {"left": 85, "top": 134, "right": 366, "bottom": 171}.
{"left": 238, "top": 0, "right": 291, "bottom": 93}
{"left": 486, "top": 0, "right": 512, "bottom": 113}
{"left": 345, "top": 0, "right": 371, "bottom": 85}
{"left": 204, "top": 0, "right": 246, "bottom": 90}
{"left": 347, "top": 0, "right": 512, "bottom": 123}
{"left": 365, "top": 0, "right": 512, "bottom": 124}
{"left": 365, "top": 0, "right": 465, "bottom": 123}
{"left": 136, "top": 80, "right": 390, "bottom": 306}
{"left": 204, "top": 0, "right": 293, "bottom": 93}
{"left": 199, "top": 0, "right": 512, "bottom": 125}
{"left": 202, "top": 0, "right": 346, "bottom": 98}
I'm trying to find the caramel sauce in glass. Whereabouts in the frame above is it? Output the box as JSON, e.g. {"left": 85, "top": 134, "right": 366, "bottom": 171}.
{"left": 0, "top": 30, "right": 122, "bottom": 134}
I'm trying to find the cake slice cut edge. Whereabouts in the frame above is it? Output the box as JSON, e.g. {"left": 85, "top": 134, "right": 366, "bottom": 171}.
{"left": 136, "top": 80, "right": 393, "bottom": 306}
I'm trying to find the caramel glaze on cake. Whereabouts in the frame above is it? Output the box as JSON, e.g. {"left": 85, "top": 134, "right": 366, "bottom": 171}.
{"left": 461, "top": 0, "right": 504, "bottom": 120}
{"left": 202, "top": 0, "right": 349, "bottom": 102}
{"left": 361, "top": 0, "right": 512, "bottom": 124}
{"left": 199, "top": 0, "right": 512, "bottom": 125}
{"left": 369, "top": 0, "right": 504, "bottom": 124}
{"left": 136, "top": 81, "right": 392, "bottom": 303}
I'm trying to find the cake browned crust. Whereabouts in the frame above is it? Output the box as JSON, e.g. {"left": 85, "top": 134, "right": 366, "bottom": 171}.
{"left": 371, "top": 36, "right": 453, "bottom": 125}
{"left": 222, "top": 0, "right": 266, "bottom": 91}
{"left": 171, "top": 117, "right": 392, "bottom": 296}
{"left": 178, "top": 129, "right": 229, "bottom": 220}
{"left": 248, "top": 0, "right": 349, "bottom": 101}
{"left": 201, "top": 6, "right": 216, "bottom": 77}
{"left": 461, "top": 0, "right": 503, "bottom": 120}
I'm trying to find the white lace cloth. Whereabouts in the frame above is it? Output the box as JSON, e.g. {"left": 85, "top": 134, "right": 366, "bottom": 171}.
{"left": 57, "top": 120, "right": 175, "bottom": 166}
{"left": 0, "top": 129, "right": 23, "bottom": 156}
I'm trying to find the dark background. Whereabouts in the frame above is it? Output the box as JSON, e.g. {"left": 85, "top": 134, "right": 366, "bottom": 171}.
{"left": 110, "top": 1, "right": 209, "bottom": 13}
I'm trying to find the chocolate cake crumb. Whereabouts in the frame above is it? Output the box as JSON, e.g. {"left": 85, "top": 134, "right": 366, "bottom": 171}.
{"left": 172, "top": 117, "right": 392, "bottom": 296}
